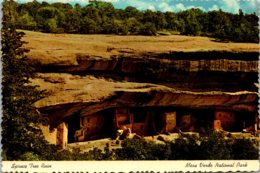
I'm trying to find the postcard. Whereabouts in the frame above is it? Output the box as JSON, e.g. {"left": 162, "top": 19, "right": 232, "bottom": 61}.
{"left": 1, "top": 0, "right": 259, "bottom": 172}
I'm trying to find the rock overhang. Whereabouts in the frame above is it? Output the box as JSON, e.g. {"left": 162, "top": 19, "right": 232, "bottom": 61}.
{"left": 22, "top": 30, "right": 259, "bottom": 129}
{"left": 31, "top": 73, "right": 258, "bottom": 128}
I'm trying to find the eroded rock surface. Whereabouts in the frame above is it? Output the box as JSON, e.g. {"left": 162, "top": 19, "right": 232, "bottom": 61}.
{"left": 23, "top": 30, "right": 259, "bottom": 129}
{"left": 31, "top": 73, "right": 258, "bottom": 128}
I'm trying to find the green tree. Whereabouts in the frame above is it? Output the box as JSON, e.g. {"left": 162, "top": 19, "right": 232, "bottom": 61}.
{"left": 139, "top": 22, "right": 157, "bottom": 36}
{"left": 17, "top": 0, "right": 40, "bottom": 18}
{"left": 124, "top": 6, "right": 139, "bottom": 18}
{"left": 155, "top": 11, "right": 167, "bottom": 30}
{"left": 65, "top": 7, "right": 82, "bottom": 33}
{"left": 125, "top": 17, "right": 141, "bottom": 34}
{"left": 115, "top": 138, "right": 171, "bottom": 160}
{"left": 44, "top": 18, "right": 58, "bottom": 33}
{"left": 80, "top": 16, "right": 99, "bottom": 34}
{"left": 17, "top": 12, "right": 37, "bottom": 30}
{"left": 142, "top": 9, "right": 156, "bottom": 24}
{"left": 164, "top": 11, "right": 179, "bottom": 31}
{"left": 231, "top": 138, "right": 258, "bottom": 159}
{"left": 12, "top": 0, "right": 259, "bottom": 42}
{"left": 198, "top": 131, "right": 232, "bottom": 159}
{"left": 36, "top": 6, "right": 59, "bottom": 32}
{"left": 37, "top": 6, "right": 57, "bottom": 19}
{"left": 214, "top": 12, "right": 233, "bottom": 41}
{"left": 180, "top": 9, "right": 203, "bottom": 36}
{"left": 1, "top": 0, "right": 57, "bottom": 160}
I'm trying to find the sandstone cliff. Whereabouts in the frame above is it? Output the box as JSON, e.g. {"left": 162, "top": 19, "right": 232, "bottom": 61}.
{"left": 22, "top": 30, "right": 259, "bottom": 127}
{"left": 31, "top": 73, "right": 257, "bottom": 128}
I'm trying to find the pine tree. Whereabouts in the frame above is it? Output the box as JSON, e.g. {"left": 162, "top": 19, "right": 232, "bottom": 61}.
{"left": 1, "top": 0, "right": 56, "bottom": 160}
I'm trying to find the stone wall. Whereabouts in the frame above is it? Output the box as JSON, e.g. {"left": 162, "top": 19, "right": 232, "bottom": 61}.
{"left": 214, "top": 111, "right": 235, "bottom": 131}
{"left": 57, "top": 122, "right": 68, "bottom": 149}
{"left": 213, "top": 120, "right": 222, "bottom": 131}
{"left": 80, "top": 114, "right": 106, "bottom": 139}
{"left": 163, "top": 112, "right": 176, "bottom": 133}
{"left": 121, "top": 57, "right": 258, "bottom": 73}
{"left": 179, "top": 114, "right": 198, "bottom": 132}
{"left": 114, "top": 108, "right": 133, "bottom": 130}
{"left": 132, "top": 123, "right": 146, "bottom": 136}
{"left": 39, "top": 124, "right": 57, "bottom": 145}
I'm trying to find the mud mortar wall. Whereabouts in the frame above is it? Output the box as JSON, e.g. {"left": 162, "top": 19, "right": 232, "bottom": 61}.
{"left": 38, "top": 89, "right": 258, "bottom": 129}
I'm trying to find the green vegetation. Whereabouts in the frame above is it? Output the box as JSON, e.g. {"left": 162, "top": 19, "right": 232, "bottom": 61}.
{"left": 1, "top": 0, "right": 259, "bottom": 161}
{"left": 1, "top": 0, "right": 58, "bottom": 160}
{"left": 14, "top": 0, "right": 259, "bottom": 42}
{"left": 5, "top": 131, "right": 255, "bottom": 161}
{"left": 46, "top": 132, "right": 259, "bottom": 160}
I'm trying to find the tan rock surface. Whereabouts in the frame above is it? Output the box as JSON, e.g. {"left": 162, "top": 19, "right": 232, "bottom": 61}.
{"left": 31, "top": 73, "right": 258, "bottom": 127}
{"left": 32, "top": 73, "right": 257, "bottom": 108}
{"left": 21, "top": 30, "right": 260, "bottom": 66}
{"left": 22, "top": 30, "right": 258, "bottom": 127}
{"left": 31, "top": 73, "right": 169, "bottom": 108}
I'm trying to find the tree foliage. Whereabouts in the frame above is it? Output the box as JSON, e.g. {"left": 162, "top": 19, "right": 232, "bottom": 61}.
{"left": 13, "top": 0, "right": 259, "bottom": 42}
{"left": 2, "top": 0, "right": 259, "bottom": 161}
{"left": 1, "top": 0, "right": 58, "bottom": 160}
{"left": 46, "top": 132, "right": 258, "bottom": 160}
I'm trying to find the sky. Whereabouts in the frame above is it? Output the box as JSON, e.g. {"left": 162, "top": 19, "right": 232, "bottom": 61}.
{"left": 16, "top": 0, "right": 259, "bottom": 14}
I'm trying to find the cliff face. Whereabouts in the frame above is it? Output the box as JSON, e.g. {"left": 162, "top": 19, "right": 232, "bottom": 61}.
{"left": 32, "top": 52, "right": 258, "bottom": 91}
{"left": 22, "top": 30, "right": 259, "bottom": 128}
{"left": 33, "top": 51, "right": 258, "bottom": 73}
{"left": 31, "top": 73, "right": 258, "bottom": 128}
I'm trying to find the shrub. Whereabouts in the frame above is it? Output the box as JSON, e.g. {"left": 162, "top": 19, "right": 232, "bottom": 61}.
{"left": 138, "top": 22, "right": 157, "bottom": 36}
{"left": 169, "top": 135, "right": 200, "bottom": 160}
{"left": 198, "top": 131, "right": 232, "bottom": 160}
{"left": 19, "top": 152, "right": 41, "bottom": 161}
{"left": 45, "top": 134, "right": 259, "bottom": 160}
{"left": 230, "top": 138, "right": 259, "bottom": 160}
{"left": 115, "top": 138, "right": 171, "bottom": 160}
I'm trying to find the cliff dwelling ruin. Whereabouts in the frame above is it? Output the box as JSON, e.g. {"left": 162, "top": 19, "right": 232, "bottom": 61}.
{"left": 23, "top": 30, "right": 259, "bottom": 149}
{"left": 39, "top": 104, "right": 258, "bottom": 149}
